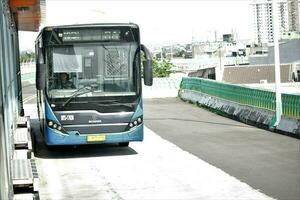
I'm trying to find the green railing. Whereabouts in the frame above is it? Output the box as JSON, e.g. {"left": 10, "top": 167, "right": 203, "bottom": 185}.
{"left": 180, "top": 77, "right": 300, "bottom": 119}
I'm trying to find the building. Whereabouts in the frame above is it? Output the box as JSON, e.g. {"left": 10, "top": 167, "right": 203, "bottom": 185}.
{"left": 251, "top": 0, "right": 289, "bottom": 44}
{"left": 223, "top": 34, "right": 234, "bottom": 43}
{"left": 251, "top": 0, "right": 300, "bottom": 44}
{"left": 231, "top": 39, "right": 300, "bottom": 84}
{"left": 249, "top": 39, "right": 300, "bottom": 65}
{"left": 281, "top": 31, "right": 300, "bottom": 39}
{"left": 188, "top": 67, "right": 216, "bottom": 80}
{"left": 223, "top": 64, "right": 298, "bottom": 84}
{"left": 287, "top": 0, "right": 300, "bottom": 31}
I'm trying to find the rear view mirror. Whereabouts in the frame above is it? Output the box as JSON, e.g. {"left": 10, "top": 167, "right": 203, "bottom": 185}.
{"left": 36, "top": 63, "right": 46, "bottom": 90}
{"left": 141, "top": 44, "right": 153, "bottom": 86}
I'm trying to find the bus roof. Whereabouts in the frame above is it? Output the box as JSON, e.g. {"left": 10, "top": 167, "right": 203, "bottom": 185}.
{"left": 41, "top": 23, "right": 139, "bottom": 31}
{"left": 36, "top": 23, "right": 140, "bottom": 45}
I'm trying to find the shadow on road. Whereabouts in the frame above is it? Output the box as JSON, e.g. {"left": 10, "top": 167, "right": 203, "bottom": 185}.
{"left": 30, "top": 118, "right": 138, "bottom": 159}
{"left": 145, "top": 117, "right": 251, "bottom": 128}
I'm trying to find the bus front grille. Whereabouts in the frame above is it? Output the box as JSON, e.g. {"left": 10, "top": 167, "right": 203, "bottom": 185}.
{"left": 63, "top": 123, "right": 128, "bottom": 134}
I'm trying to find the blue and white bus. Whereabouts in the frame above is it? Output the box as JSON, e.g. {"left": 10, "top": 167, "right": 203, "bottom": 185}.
{"left": 35, "top": 23, "right": 153, "bottom": 147}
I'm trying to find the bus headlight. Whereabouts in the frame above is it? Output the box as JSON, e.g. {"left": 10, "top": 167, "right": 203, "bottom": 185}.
{"left": 46, "top": 120, "right": 68, "bottom": 134}
{"left": 137, "top": 118, "right": 142, "bottom": 123}
{"left": 128, "top": 116, "right": 143, "bottom": 130}
{"left": 48, "top": 121, "right": 53, "bottom": 126}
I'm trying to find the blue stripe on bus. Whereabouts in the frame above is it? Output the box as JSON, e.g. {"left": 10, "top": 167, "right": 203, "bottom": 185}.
{"left": 45, "top": 99, "right": 59, "bottom": 122}
{"left": 131, "top": 98, "right": 143, "bottom": 121}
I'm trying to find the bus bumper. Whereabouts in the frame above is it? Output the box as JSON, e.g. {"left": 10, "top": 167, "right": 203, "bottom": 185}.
{"left": 45, "top": 124, "right": 144, "bottom": 146}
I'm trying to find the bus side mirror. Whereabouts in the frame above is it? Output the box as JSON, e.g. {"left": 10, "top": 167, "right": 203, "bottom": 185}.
{"left": 36, "top": 63, "right": 46, "bottom": 90}
{"left": 143, "top": 59, "right": 153, "bottom": 86}
{"left": 141, "top": 44, "right": 153, "bottom": 86}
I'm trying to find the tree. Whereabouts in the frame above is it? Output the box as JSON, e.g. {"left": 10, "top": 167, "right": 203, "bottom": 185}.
{"left": 152, "top": 57, "right": 173, "bottom": 77}
{"left": 20, "top": 50, "right": 35, "bottom": 63}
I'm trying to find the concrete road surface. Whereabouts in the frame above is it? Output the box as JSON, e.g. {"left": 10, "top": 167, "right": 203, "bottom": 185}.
{"left": 22, "top": 84, "right": 36, "bottom": 104}
{"left": 24, "top": 102, "right": 275, "bottom": 200}
{"left": 144, "top": 98, "right": 300, "bottom": 200}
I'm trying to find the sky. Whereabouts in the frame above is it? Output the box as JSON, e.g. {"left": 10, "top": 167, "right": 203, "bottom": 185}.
{"left": 19, "top": 0, "right": 252, "bottom": 51}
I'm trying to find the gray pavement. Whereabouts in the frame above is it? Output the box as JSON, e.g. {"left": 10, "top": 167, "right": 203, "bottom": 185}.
{"left": 27, "top": 109, "right": 274, "bottom": 200}
{"left": 144, "top": 98, "right": 300, "bottom": 200}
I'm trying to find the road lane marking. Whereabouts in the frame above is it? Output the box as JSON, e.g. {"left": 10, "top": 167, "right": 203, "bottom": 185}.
{"left": 23, "top": 95, "right": 36, "bottom": 103}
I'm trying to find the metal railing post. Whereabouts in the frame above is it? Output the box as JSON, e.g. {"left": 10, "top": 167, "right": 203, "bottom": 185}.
{"left": 272, "top": 0, "right": 282, "bottom": 126}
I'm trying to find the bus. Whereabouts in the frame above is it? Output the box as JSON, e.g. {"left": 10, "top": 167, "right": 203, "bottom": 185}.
{"left": 35, "top": 23, "right": 153, "bottom": 147}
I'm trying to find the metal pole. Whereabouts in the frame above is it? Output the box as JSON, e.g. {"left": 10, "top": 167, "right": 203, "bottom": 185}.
{"left": 218, "top": 43, "right": 222, "bottom": 81}
{"left": 272, "top": 0, "right": 282, "bottom": 126}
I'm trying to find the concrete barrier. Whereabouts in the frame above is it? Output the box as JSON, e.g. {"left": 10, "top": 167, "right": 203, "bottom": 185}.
{"left": 21, "top": 63, "right": 35, "bottom": 87}
{"left": 143, "top": 77, "right": 182, "bottom": 98}
{"left": 179, "top": 89, "right": 300, "bottom": 138}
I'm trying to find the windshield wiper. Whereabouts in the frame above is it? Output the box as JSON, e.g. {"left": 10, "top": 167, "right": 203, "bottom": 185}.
{"left": 87, "top": 100, "right": 135, "bottom": 109}
{"left": 95, "top": 102, "right": 136, "bottom": 109}
{"left": 61, "top": 87, "right": 93, "bottom": 108}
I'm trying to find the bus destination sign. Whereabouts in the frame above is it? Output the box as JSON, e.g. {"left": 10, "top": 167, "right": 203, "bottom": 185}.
{"left": 62, "top": 30, "right": 121, "bottom": 42}
{"left": 63, "top": 31, "right": 80, "bottom": 41}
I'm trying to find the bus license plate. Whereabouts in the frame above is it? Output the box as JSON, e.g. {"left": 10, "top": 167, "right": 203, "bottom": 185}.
{"left": 87, "top": 134, "right": 106, "bottom": 142}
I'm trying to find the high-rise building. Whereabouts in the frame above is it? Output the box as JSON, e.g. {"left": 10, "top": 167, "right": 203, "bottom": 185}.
{"left": 250, "top": 0, "right": 291, "bottom": 44}
{"left": 287, "top": 0, "right": 300, "bottom": 31}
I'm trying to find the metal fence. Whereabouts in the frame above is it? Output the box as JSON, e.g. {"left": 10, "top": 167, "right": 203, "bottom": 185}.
{"left": 180, "top": 77, "right": 300, "bottom": 118}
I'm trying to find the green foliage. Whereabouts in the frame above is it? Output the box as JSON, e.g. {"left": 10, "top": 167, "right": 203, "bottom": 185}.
{"left": 152, "top": 57, "right": 174, "bottom": 77}
{"left": 20, "top": 51, "right": 35, "bottom": 63}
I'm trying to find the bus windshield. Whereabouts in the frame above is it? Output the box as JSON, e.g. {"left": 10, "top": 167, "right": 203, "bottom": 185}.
{"left": 46, "top": 42, "right": 138, "bottom": 99}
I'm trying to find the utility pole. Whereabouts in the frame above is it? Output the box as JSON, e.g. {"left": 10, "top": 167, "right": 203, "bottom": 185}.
{"left": 272, "top": 0, "right": 282, "bottom": 126}
{"left": 217, "top": 42, "right": 223, "bottom": 81}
